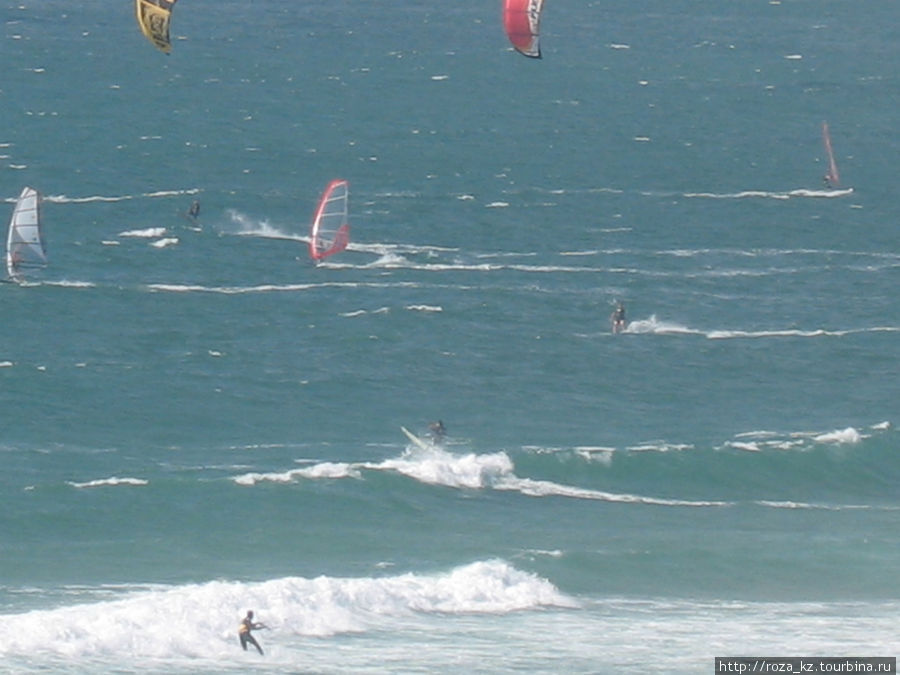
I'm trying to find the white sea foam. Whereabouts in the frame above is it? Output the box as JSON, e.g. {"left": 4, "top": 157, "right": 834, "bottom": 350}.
{"left": 621, "top": 319, "right": 897, "bottom": 341}
{"left": 42, "top": 280, "right": 96, "bottom": 288}
{"left": 623, "top": 315, "right": 699, "bottom": 335}
{"left": 40, "top": 189, "right": 198, "bottom": 204}
{"left": 709, "top": 328, "right": 839, "bottom": 339}
{"left": 495, "top": 475, "right": 728, "bottom": 507}
{"left": 226, "top": 209, "right": 300, "bottom": 240}
{"left": 626, "top": 441, "right": 694, "bottom": 453}
{"left": 118, "top": 227, "right": 167, "bottom": 239}
{"left": 233, "top": 462, "right": 359, "bottom": 485}
{"left": 239, "top": 443, "right": 729, "bottom": 508}
{"left": 372, "top": 445, "right": 514, "bottom": 490}
{"left": 574, "top": 447, "right": 615, "bottom": 465}
{"left": 340, "top": 307, "right": 391, "bottom": 317}
{"left": 0, "top": 560, "right": 573, "bottom": 662}
{"left": 813, "top": 427, "right": 862, "bottom": 444}
{"left": 150, "top": 237, "right": 179, "bottom": 248}
{"left": 683, "top": 187, "right": 853, "bottom": 200}
{"left": 722, "top": 423, "right": 887, "bottom": 454}
{"left": 67, "top": 477, "right": 149, "bottom": 488}
{"left": 727, "top": 441, "right": 763, "bottom": 452}
{"left": 147, "top": 281, "right": 418, "bottom": 294}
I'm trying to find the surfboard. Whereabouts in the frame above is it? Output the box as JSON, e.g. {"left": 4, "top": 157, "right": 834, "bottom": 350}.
{"left": 401, "top": 426, "right": 432, "bottom": 451}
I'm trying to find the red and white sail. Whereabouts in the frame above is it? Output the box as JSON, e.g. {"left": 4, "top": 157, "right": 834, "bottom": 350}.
{"left": 308, "top": 179, "right": 350, "bottom": 262}
{"left": 822, "top": 121, "right": 840, "bottom": 187}
{"left": 503, "top": 0, "right": 544, "bottom": 59}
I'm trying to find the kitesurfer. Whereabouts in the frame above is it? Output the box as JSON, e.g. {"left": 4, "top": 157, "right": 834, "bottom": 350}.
{"left": 610, "top": 302, "right": 627, "bottom": 333}
{"left": 429, "top": 420, "right": 446, "bottom": 442}
{"left": 238, "top": 610, "right": 267, "bottom": 655}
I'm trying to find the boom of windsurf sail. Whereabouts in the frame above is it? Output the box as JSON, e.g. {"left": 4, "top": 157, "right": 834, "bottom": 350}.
{"left": 135, "top": 0, "right": 177, "bottom": 54}
{"left": 309, "top": 179, "right": 350, "bottom": 262}
{"left": 6, "top": 187, "right": 47, "bottom": 282}
{"left": 822, "top": 121, "right": 840, "bottom": 187}
{"left": 503, "top": 0, "right": 545, "bottom": 59}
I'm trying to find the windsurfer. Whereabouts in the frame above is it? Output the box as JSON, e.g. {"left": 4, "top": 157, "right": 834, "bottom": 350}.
{"left": 610, "top": 302, "right": 627, "bottom": 333}
{"left": 238, "top": 610, "right": 267, "bottom": 655}
{"left": 429, "top": 420, "right": 446, "bottom": 442}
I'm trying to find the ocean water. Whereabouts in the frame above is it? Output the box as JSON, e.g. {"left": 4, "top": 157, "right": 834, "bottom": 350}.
{"left": 2, "top": 0, "right": 899, "bottom": 672}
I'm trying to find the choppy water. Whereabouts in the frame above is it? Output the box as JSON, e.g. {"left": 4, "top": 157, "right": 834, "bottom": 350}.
{"left": 2, "top": 0, "right": 898, "bottom": 672}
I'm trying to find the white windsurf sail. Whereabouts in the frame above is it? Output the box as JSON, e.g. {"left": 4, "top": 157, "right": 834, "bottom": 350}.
{"left": 6, "top": 187, "right": 47, "bottom": 281}
{"left": 308, "top": 179, "right": 350, "bottom": 262}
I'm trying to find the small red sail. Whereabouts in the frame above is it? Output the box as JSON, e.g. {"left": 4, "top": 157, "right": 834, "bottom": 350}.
{"left": 503, "top": 0, "right": 544, "bottom": 59}
{"left": 309, "top": 180, "right": 350, "bottom": 262}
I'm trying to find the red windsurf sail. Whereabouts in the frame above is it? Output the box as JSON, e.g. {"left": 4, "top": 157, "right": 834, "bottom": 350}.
{"left": 309, "top": 180, "right": 350, "bottom": 262}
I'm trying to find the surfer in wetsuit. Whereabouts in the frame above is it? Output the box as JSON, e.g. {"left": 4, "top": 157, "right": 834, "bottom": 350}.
{"left": 188, "top": 200, "right": 200, "bottom": 219}
{"left": 610, "top": 302, "right": 627, "bottom": 333}
{"left": 238, "top": 610, "right": 267, "bottom": 655}
{"left": 428, "top": 420, "right": 446, "bottom": 443}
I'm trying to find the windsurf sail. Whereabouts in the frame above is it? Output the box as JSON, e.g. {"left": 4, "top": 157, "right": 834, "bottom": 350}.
{"left": 503, "top": 0, "right": 545, "bottom": 59}
{"left": 6, "top": 187, "right": 47, "bottom": 282}
{"left": 822, "top": 121, "right": 840, "bottom": 187}
{"left": 308, "top": 179, "right": 350, "bottom": 262}
{"left": 135, "top": 0, "right": 178, "bottom": 54}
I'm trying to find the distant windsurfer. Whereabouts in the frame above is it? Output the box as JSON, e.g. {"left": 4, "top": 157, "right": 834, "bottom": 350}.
{"left": 428, "top": 420, "right": 446, "bottom": 443}
{"left": 610, "top": 302, "right": 627, "bottom": 333}
{"left": 238, "top": 610, "right": 267, "bottom": 655}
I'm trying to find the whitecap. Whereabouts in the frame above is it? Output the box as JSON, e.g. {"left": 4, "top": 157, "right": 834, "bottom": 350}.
{"left": 119, "top": 227, "right": 166, "bottom": 238}
{"left": 813, "top": 427, "right": 862, "bottom": 444}
{"left": 68, "top": 477, "right": 148, "bottom": 488}
{"left": 233, "top": 462, "right": 359, "bottom": 486}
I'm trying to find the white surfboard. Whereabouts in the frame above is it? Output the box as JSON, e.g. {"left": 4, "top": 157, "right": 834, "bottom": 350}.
{"left": 401, "top": 426, "right": 432, "bottom": 451}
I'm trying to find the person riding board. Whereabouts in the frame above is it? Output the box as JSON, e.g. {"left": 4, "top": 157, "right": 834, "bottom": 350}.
{"left": 610, "top": 302, "right": 627, "bottom": 333}
{"left": 238, "top": 610, "right": 268, "bottom": 655}
{"left": 428, "top": 420, "right": 446, "bottom": 443}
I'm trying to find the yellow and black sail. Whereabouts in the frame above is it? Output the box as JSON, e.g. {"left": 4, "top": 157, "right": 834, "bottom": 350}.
{"left": 135, "top": 0, "right": 177, "bottom": 54}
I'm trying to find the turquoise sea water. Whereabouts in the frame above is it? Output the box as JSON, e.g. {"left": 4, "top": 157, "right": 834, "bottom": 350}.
{"left": 2, "top": 0, "right": 899, "bottom": 672}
